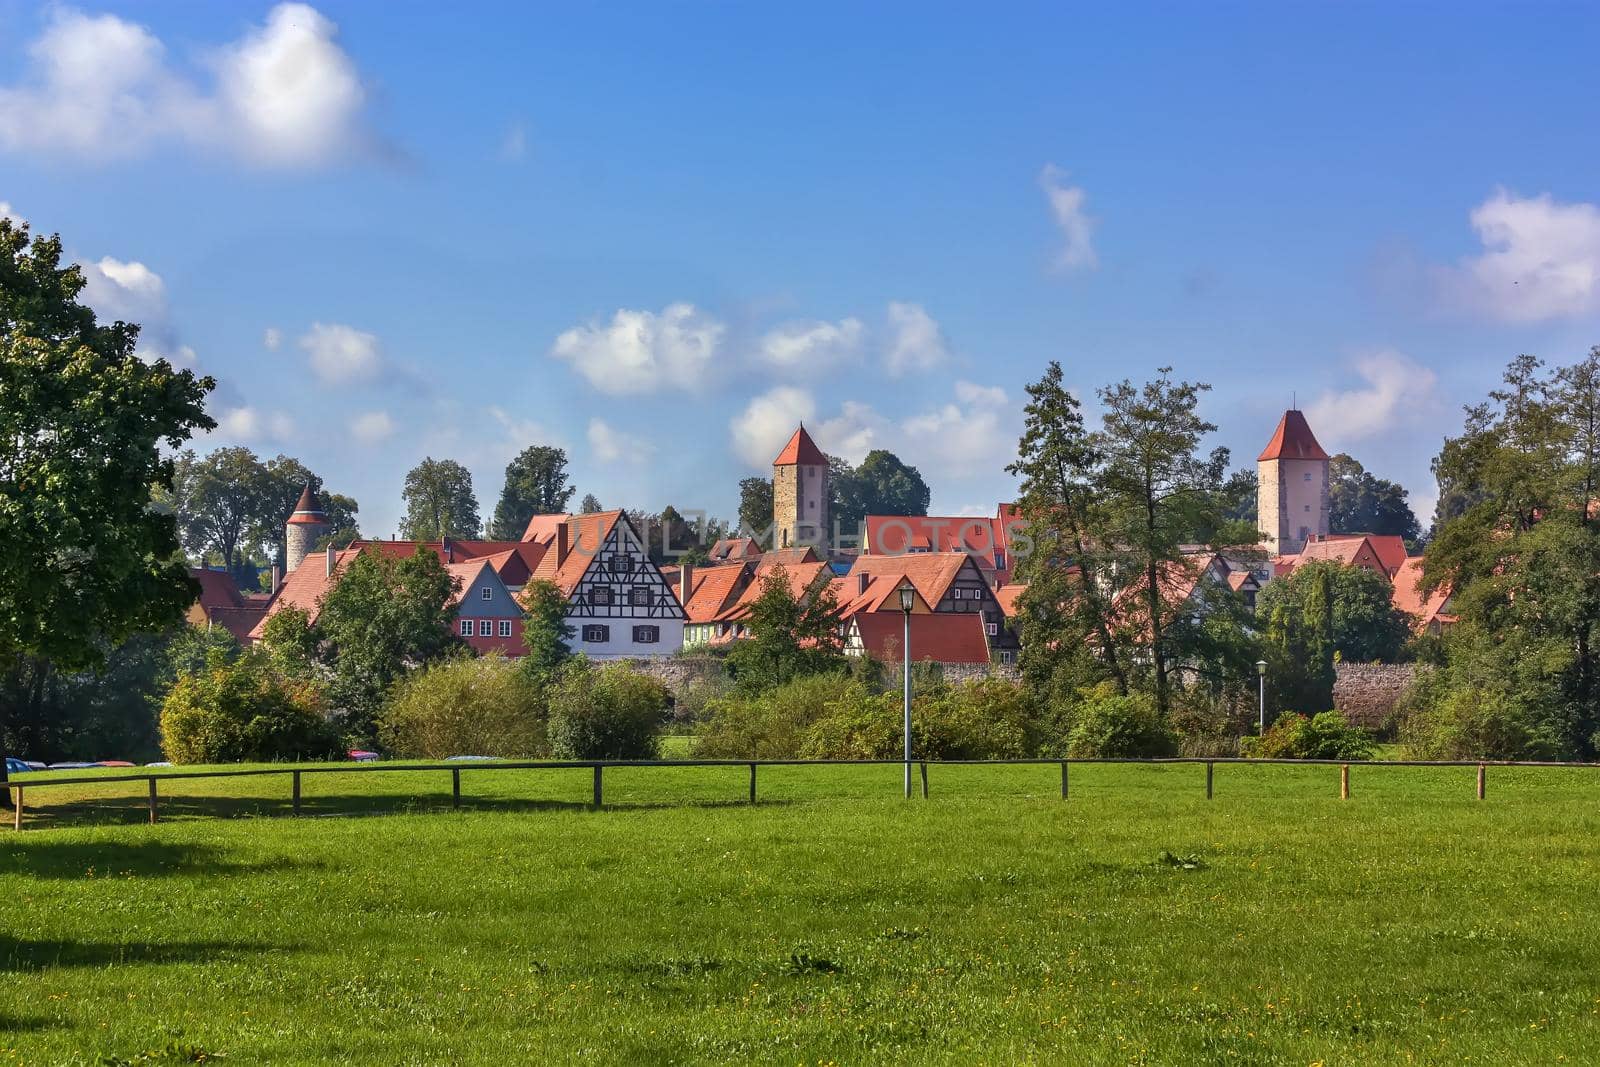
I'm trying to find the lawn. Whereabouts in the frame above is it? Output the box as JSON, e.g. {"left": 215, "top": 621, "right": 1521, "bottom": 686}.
{"left": 2, "top": 760, "right": 1598, "bottom": 1064}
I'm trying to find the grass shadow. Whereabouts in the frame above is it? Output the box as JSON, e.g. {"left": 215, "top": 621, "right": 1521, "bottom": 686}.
{"left": 0, "top": 839, "right": 325, "bottom": 880}
{"left": 0, "top": 934, "right": 291, "bottom": 973}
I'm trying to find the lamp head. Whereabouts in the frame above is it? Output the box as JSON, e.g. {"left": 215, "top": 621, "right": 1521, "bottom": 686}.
{"left": 898, "top": 581, "right": 915, "bottom": 613}
{"left": 1255, "top": 660, "right": 1268, "bottom": 676}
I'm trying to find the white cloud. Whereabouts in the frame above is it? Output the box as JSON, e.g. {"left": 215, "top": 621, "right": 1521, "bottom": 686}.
{"left": 902, "top": 380, "right": 1013, "bottom": 477}
{"left": 884, "top": 302, "right": 949, "bottom": 376}
{"left": 0, "top": 4, "right": 372, "bottom": 167}
{"left": 298, "top": 322, "right": 381, "bottom": 385}
{"left": 351, "top": 410, "right": 395, "bottom": 445}
{"left": 757, "top": 317, "right": 864, "bottom": 372}
{"left": 499, "top": 120, "right": 528, "bottom": 162}
{"left": 814, "top": 401, "right": 887, "bottom": 465}
{"left": 1039, "top": 164, "right": 1097, "bottom": 271}
{"left": 79, "top": 256, "right": 166, "bottom": 323}
{"left": 134, "top": 341, "right": 197, "bottom": 367}
{"left": 730, "top": 386, "right": 816, "bottom": 468}
{"left": 0, "top": 201, "right": 22, "bottom": 225}
{"left": 263, "top": 327, "right": 282, "bottom": 350}
{"left": 588, "top": 418, "right": 653, "bottom": 463}
{"left": 550, "top": 302, "right": 723, "bottom": 394}
{"left": 1435, "top": 188, "right": 1600, "bottom": 322}
{"left": 1306, "top": 350, "right": 1439, "bottom": 444}
{"left": 212, "top": 405, "right": 295, "bottom": 443}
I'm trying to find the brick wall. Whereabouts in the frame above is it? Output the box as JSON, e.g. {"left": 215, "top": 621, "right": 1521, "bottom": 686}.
{"left": 1333, "top": 662, "right": 1420, "bottom": 728}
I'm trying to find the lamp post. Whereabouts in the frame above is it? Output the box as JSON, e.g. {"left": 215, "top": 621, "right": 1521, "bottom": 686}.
{"left": 899, "top": 580, "right": 915, "bottom": 799}
{"left": 1255, "top": 660, "right": 1268, "bottom": 734}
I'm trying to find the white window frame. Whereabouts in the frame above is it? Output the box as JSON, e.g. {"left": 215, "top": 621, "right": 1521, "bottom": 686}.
{"left": 480, "top": 586, "right": 493, "bottom": 601}
{"left": 582, "top": 624, "right": 610, "bottom": 643}
{"left": 591, "top": 586, "right": 612, "bottom": 607}
{"left": 633, "top": 624, "right": 659, "bottom": 644}
{"left": 478, "top": 619, "right": 494, "bottom": 637}
{"left": 986, "top": 622, "right": 999, "bottom": 637}
{"left": 458, "top": 619, "right": 472, "bottom": 637}
{"left": 630, "top": 586, "right": 651, "bottom": 607}
{"left": 498, "top": 619, "right": 512, "bottom": 638}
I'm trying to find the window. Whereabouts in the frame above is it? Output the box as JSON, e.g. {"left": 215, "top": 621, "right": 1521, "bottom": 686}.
{"left": 498, "top": 619, "right": 512, "bottom": 638}
{"left": 1304, "top": 504, "right": 1311, "bottom": 512}
{"left": 999, "top": 650, "right": 1015, "bottom": 665}
{"left": 614, "top": 555, "right": 633, "bottom": 574}
{"left": 458, "top": 619, "right": 472, "bottom": 637}
{"left": 986, "top": 622, "right": 999, "bottom": 637}
{"left": 952, "top": 588, "right": 964, "bottom": 599}
{"left": 590, "top": 587, "right": 612, "bottom": 606}
{"left": 582, "top": 624, "right": 610, "bottom": 643}
{"left": 480, "top": 586, "right": 493, "bottom": 601}
{"left": 630, "top": 586, "right": 651, "bottom": 607}
{"left": 633, "top": 625, "right": 659, "bottom": 643}
{"left": 1304, "top": 472, "right": 1312, "bottom": 482}
{"left": 478, "top": 619, "right": 494, "bottom": 637}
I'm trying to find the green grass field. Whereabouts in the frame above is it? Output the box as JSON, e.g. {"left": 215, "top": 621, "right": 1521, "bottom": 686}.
{"left": 3, "top": 759, "right": 1598, "bottom": 1064}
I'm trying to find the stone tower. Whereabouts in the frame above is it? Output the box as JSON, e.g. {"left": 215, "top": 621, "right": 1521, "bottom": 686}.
{"left": 285, "top": 484, "right": 330, "bottom": 574}
{"left": 772, "top": 425, "right": 829, "bottom": 550}
{"left": 1257, "top": 409, "right": 1329, "bottom": 556}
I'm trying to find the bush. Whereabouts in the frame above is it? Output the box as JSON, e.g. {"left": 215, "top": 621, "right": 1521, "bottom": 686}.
{"left": 797, "top": 677, "right": 1039, "bottom": 760}
{"left": 547, "top": 659, "right": 669, "bottom": 759}
{"left": 1065, "top": 689, "right": 1175, "bottom": 759}
{"left": 380, "top": 654, "right": 549, "bottom": 759}
{"left": 695, "top": 672, "right": 857, "bottom": 758}
{"left": 160, "top": 652, "right": 339, "bottom": 764}
{"left": 1240, "top": 711, "right": 1373, "bottom": 760}
{"left": 1168, "top": 695, "right": 1239, "bottom": 757}
{"left": 1400, "top": 688, "right": 1562, "bottom": 760}
{"left": 799, "top": 685, "right": 900, "bottom": 760}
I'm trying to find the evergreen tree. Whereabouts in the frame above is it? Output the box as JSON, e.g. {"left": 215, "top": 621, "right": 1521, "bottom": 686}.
{"left": 490, "top": 446, "right": 574, "bottom": 540}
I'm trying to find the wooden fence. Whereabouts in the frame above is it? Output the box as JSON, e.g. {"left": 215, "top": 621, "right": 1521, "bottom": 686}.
{"left": 5, "top": 756, "right": 1596, "bottom": 832}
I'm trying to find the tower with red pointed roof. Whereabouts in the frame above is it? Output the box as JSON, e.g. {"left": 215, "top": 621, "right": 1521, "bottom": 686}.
{"left": 285, "top": 484, "right": 330, "bottom": 575}
{"left": 772, "top": 424, "right": 829, "bottom": 550}
{"left": 1257, "top": 409, "right": 1329, "bottom": 555}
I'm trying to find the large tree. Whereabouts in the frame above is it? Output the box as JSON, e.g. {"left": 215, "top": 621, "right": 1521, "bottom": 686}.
{"left": 1422, "top": 350, "right": 1600, "bottom": 757}
{"left": 725, "top": 565, "right": 844, "bottom": 692}
{"left": 0, "top": 217, "right": 213, "bottom": 773}
{"left": 172, "top": 446, "right": 272, "bottom": 579}
{"left": 400, "top": 458, "right": 480, "bottom": 540}
{"left": 1258, "top": 559, "right": 1410, "bottom": 666}
{"left": 831, "top": 450, "right": 931, "bottom": 536}
{"left": 490, "top": 445, "right": 574, "bottom": 540}
{"left": 1096, "top": 368, "right": 1233, "bottom": 715}
{"left": 737, "top": 476, "right": 773, "bottom": 538}
{"left": 1329, "top": 454, "right": 1422, "bottom": 543}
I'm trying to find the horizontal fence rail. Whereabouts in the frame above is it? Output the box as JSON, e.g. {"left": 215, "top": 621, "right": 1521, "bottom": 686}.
{"left": 4, "top": 757, "right": 1597, "bottom": 832}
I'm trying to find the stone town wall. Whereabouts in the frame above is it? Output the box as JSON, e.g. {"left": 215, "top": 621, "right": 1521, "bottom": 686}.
{"left": 1333, "top": 662, "right": 1420, "bottom": 729}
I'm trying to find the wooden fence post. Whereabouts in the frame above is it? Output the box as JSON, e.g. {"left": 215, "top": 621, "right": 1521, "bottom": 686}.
{"left": 147, "top": 778, "right": 158, "bottom": 825}
{"left": 12, "top": 787, "right": 20, "bottom": 832}
{"left": 592, "top": 764, "right": 603, "bottom": 808}
{"left": 452, "top": 768, "right": 461, "bottom": 808}
{"left": 1476, "top": 763, "right": 1486, "bottom": 800}
{"left": 1060, "top": 761, "right": 1068, "bottom": 800}
{"left": 1340, "top": 764, "right": 1351, "bottom": 799}
{"left": 1205, "top": 762, "right": 1214, "bottom": 800}
{"left": 292, "top": 770, "right": 302, "bottom": 816}
{"left": 748, "top": 762, "right": 757, "bottom": 805}
{"left": 919, "top": 761, "right": 928, "bottom": 799}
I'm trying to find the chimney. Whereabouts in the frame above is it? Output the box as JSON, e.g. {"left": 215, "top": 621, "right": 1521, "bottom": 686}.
{"left": 857, "top": 572, "right": 870, "bottom": 596}
{"left": 326, "top": 545, "right": 336, "bottom": 577}
{"left": 271, "top": 565, "right": 281, "bottom": 594}
{"left": 679, "top": 563, "right": 693, "bottom": 605}
{"left": 442, "top": 536, "right": 453, "bottom": 563}
{"left": 556, "top": 522, "right": 570, "bottom": 567}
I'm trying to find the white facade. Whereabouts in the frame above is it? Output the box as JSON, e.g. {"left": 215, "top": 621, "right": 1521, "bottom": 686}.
{"left": 564, "top": 515, "right": 685, "bottom": 659}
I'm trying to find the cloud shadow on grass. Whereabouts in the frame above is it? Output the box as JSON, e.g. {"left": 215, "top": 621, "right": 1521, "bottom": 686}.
{"left": 0, "top": 839, "right": 324, "bottom": 880}
{"left": 0, "top": 934, "right": 292, "bottom": 974}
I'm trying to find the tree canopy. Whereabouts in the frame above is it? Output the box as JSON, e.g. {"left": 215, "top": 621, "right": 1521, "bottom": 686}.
{"left": 726, "top": 565, "right": 844, "bottom": 692}
{"left": 737, "top": 476, "right": 773, "bottom": 537}
{"left": 490, "top": 445, "right": 574, "bottom": 540}
{"left": 830, "top": 450, "right": 931, "bottom": 536}
{"left": 1329, "top": 454, "right": 1422, "bottom": 544}
{"left": 400, "top": 458, "right": 480, "bottom": 541}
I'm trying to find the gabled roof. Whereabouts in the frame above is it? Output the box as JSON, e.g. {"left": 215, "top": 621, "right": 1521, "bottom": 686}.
{"left": 1290, "top": 535, "right": 1390, "bottom": 578}
{"left": 850, "top": 613, "right": 991, "bottom": 665}
{"left": 995, "top": 583, "right": 1026, "bottom": 617}
{"left": 708, "top": 537, "right": 762, "bottom": 562}
{"left": 1391, "top": 556, "right": 1455, "bottom": 630}
{"left": 444, "top": 560, "right": 502, "bottom": 606}
{"left": 350, "top": 538, "right": 549, "bottom": 587}
{"left": 287, "top": 485, "right": 328, "bottom": 525}
{"left": 521, "top": 514, "right": 569, "bottom": 544}
{"left": 863, "top": 515, "right": 1006, "bottom": 567}
{"left": 759, "top": 546, "right": 820, "bottom": 566}
{"left": 678, "top": 562, "right": 753, "bottom": 623}
{"left": 248, "top": 547, "right": 363, "bottom": 640}
{"left": 1258, "top": 410, "right": 1329, "bottom": 462}
{"left": 529, "top": 511, "right": 623, "bottom": 595}
{"left": 190, "top": 567, "right": 244, "bottom": 610}
{"left": 844, "top": 552, "right": 973, "bottom": 610}
{"left": 1321, "top": 533, "right": 1409, "bottom": 575}
{"left": 773, "top": 425, "right": 827, "bottom": 466}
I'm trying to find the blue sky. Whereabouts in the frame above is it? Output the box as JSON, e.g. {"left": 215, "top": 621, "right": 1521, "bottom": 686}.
{"left": 3, "top": 1, "right": 1598, "bottom": 537}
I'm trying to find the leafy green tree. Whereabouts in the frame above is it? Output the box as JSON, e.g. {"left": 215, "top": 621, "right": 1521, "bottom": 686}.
{"left": 490, "top": 445, "right": 574, "bottom": 540}
{"left": 1257, "top": 559, "right": 1411, "bottom": 664}
{"left": 579, "top": 493, "right": 603, "bottom": 514}
{"left": 1420, "top": 350, "right": 1600, "bottom": 757}
{"left": 160, "top": 649, "right": 338, "bottom": 764}
{"left": 0, "top": 217, "right": 213, "bottom": 780}
{"left": 400, "top": 457, "right": 480, "bottom": 540}
{"left": 381, "top": 654, "right": 548, "bottom": 759}
{"left": 829, "top": 450, "right": 931, "bottom": 535}
{"left": 546, "top": 660, "right": 668, "bottom": 759}
{"left": 264, "top": 550, "right": 464, "bottom": 744}
{"left": 737, "top": 476, "right": 773, "bottom": 538}
{"left": 726, "top": 565, "right": 845, "bottom": 692}
{"left": 1260, "top": 562, "right": 1338, "bottom": 715}
{"left": 1095, "top": 368, "right": 1233, "bottom": 715}
{"left": 518, "top": 579, "right": 574, "bottom": 681}
{"left": 172, "top": 446, "right": 271, "bottom": 579}
{"left": 1329, "top": 454, "right": 1422, "bottom": 543}
{"left": 1007, "top": 360, "right": 1128, "bottom": 696}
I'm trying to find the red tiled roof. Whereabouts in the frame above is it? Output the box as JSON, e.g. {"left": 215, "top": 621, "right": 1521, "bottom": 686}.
{"left": 1391, "top": 556, "right": 1455, "bottom": 630}
{"left": 190, "top": 567, "right": 244, "bottom": 610}
{"left": 995, "top": 583, "right": 1026, "bottom": 617}
{"left": 286, "top": 485, "right": 327, "bottom": 525}
{"left": 773, "top": 425, "right": 827, "bottom": 466}
{"left": 708, "top": 537, "right": 761, "bottom": 561}
{"left": 844, "top": 552, "right": 971, "bottom": 610}
{"left": 529, "top": 511, "right": 623, "bottom": 595}
{"left": 758, "top": 546, "right": 820, "bottom": 566}
{"left": 1291, "top": 535, "right": 1390, "bottom": 578}
{"left": 1321, "top": 533, "right": 1409, "bottom": 574}
{"left": 249, "top": 547, "right": 362, "bottom": 640}
{"left": 679, "top": 562, "right": 753, "bottom": 622}
{"left": 520, "top": 514, "right": 569, "bottom": 544}
{"left": 863, "top": 515, "right": 1006, "bottom": 565}
{"left": 1258, "top": 410, "right": 1329, "bottom": 462}
{"left": 851, "top": 613, "right": 991, "bottom": 665}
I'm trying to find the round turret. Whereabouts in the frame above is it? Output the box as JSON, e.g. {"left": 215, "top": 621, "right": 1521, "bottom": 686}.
{"left": 285, "top": 484, "right": 330, "bottom": 574}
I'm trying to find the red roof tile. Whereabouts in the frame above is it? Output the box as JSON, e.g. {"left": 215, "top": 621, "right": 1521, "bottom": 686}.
{"left": 1258, "top": 410, "right": 1329, "bottom": 462}
{"left": 708, "top": 537, "right": 761, "bottom": 561}
{"left": 286, "top": 485, "right": 328, "bottom": 525}
{"left": 1320, "top": 533, "right": 1409, "bottom": 574}
{"left": 995, "top": 583, "right": 1026, "bottom": 617}
{"left": 1391, "top": 556, "right": 1455, "bottom": 631}
{"left": 851, "top": 613, "right": 991, "bottom": 665}
{"left": 773, "top": 425, "right": 827, "bottom": 466}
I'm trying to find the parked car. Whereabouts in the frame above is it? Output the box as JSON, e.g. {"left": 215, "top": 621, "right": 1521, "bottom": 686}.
{"left": 5, "top": 757, "right": 34, "bottom": 776}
